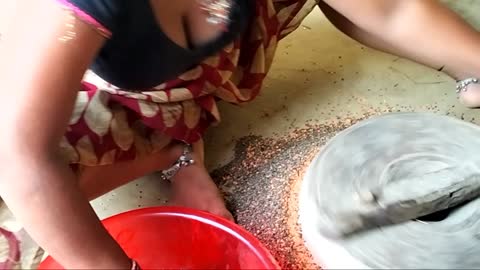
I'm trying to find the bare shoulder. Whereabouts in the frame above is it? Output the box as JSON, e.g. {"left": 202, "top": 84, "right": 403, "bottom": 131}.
{"left": 0, "top": 0, "right": 106, "bottom": 153}
{"left": 0, "top": 0, "right": 104, "bottom": 61}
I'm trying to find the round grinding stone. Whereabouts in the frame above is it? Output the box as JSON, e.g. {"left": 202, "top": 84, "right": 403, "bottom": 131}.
{"left": 299, "top": 112, "right": 480, "bottom": 269}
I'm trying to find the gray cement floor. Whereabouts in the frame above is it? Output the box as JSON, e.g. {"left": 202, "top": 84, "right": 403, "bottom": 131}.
{"left": 91, "top": 1, "right": 480, "bottom": 219}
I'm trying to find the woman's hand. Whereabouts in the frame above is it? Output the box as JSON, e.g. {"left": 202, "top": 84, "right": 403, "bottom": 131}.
{"left": 459, "top": 83, "right": 480, "bottom": 108}
{"left": 170, "top": 160, "right": 234, "bottom": 221}
{"left": 168, "top": 140, "right": 234, "bottom": 221}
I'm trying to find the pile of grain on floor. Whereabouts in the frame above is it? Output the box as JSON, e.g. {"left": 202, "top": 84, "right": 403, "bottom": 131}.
{"left": 210, "top": 98, "right": 479, "bottom": 269}
{"left": 211, "top": 112, "right": 384, "bottom": 269}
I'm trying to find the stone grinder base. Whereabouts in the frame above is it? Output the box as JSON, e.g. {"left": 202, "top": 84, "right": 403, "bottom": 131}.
{"left": 299, "top": 112, "right": 480, "bottom": 269}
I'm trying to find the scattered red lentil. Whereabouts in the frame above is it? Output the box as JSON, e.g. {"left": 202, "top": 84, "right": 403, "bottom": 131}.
{"left": 211, "top": 110, "right": 393, "bottom": 269}
{"left": 210, "top": 99, "right": 471, "bottom": 269}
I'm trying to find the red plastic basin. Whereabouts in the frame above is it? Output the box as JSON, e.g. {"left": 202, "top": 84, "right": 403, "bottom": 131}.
{"left": 38, "top": 206, "right": 279, "bottom": 269}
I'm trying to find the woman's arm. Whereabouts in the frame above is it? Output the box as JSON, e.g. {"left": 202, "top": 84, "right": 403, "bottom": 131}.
{"left": 319, "top": 0, "right": 480, "bottom": 80}
{"left": 0, "top": 1, "right": 130, "bottom": 269}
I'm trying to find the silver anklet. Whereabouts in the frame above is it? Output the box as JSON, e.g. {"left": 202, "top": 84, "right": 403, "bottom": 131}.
{"left": 456, "top": 78, "right": 479, "bottom": 93}
{"left": 160, "top": 143, "right": 195, "bottom": 181}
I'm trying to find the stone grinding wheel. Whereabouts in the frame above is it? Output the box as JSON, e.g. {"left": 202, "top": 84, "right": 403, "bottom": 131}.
{"left": 299, "top": 112, "right": 480, "bottom": 269}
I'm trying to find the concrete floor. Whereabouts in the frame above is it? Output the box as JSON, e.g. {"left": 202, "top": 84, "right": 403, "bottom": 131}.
{"left": 1, "top": 0, "right": 480, "bottom": 267}
{"left": 92, "top": 1, "right": 480, "bottom": 219}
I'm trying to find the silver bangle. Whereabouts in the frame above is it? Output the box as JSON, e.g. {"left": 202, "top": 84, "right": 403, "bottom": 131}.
{"left": 160, "top": 143, "right": 195, "bottom": 181}
{"left": 456, "top": 78, "right": 479, "bottom": 93}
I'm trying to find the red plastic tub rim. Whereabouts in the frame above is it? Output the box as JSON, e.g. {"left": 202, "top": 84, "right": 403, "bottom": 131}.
{"left": 39, "top": 206, "right": 280, "bottom": 270}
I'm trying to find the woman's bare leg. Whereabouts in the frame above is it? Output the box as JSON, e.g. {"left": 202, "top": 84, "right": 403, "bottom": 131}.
{"left": 78, "top": 145, "right": 182, "bottom": 200}
{"left": 77, "top": 142, "right": 233, "bottom": 220}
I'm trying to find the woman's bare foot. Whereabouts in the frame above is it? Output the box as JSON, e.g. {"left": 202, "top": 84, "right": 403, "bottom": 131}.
{"left": 168, "top": 162, "right": 234, "bottom": 221}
